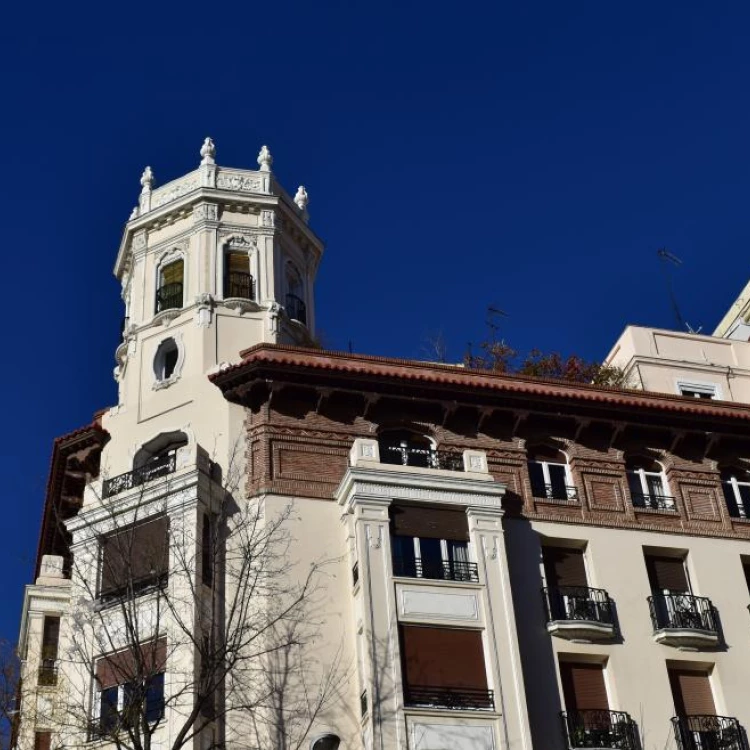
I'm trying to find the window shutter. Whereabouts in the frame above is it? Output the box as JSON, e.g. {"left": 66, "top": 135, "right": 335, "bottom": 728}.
{"left": 560, "top": 662, "right": 609, "bottom": 711}
{"left": 400, "top": 626, "right": 487, "bottom": 689}
{"left": 646, "top": 556, "right": 689, "bottom": 593}
{"left": 34, "top": 732, "right": 51, "bottom": 750}
{"left": 100, "top": 516, "right": 169, "bottom": 597}
{"left": 390, "top": 505, "right": 468, "bottom": 541}
{"left": 544, "top": 547, "right": 587, "bottom": 588}
{"left": 96, "top": 637, "right": 167, "bottom": 689}
{"left": 669, "top": 669, "right": 716, "bottom": 716}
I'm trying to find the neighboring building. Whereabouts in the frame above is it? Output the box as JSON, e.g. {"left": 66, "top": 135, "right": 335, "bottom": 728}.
{"left": 16, "top": 143, "right": 750, "bottom": 750}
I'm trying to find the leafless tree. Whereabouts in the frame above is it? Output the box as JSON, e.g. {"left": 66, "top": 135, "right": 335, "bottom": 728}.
{"left": 0, "top": 641, "right": 20, "bottom": 750}
{"left": 36, "top": 440, "right": 346, "bottom": 750}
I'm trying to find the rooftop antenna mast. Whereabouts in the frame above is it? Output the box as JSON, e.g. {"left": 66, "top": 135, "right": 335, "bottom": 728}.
{"left": 656, "top": 248, "right": 701, "bottom": 334}
{"left": 486, "top": 305, "right": 509, "bottom": 343}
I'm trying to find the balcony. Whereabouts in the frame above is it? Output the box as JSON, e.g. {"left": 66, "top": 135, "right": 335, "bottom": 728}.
{"left": 102, "top": 452, "right": 177, "bottom": 499}
{"left": 561, "top": 710, "right": 638, "bottom": 750}
{"left": 393, "top": 556, "right": 479, "bottom": 583}
{"left": 648, "top": 593, "right": 719, "bottom": 648}
{"left": 155, "top": 282, "right": 183, "bottom": 313}
{"left": 285, "top": 293, "right": 307, "bottom": 325}
{"left": 225, "top": 271, "right": 254, "bottom": 300}
{"left": 544, "top": 587, "right": 616, "bottom": 641}
{"left": 403, "top": 685, "right": 494, "bottom": 711}
{"left": 631, "top": 492, "right": 677, "bottom": 512}
{"left": 381, "top": 442, "right": 464, "bottom": 471}
{"left": 672, "top": 715, "right": 748, "bottom": 750}
{"left": 532, "top": 482, "right": 579, "bottom": 502}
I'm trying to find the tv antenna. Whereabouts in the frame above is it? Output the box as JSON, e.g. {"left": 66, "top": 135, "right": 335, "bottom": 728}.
{"left": 486, "top": 306, "right": 509, "bottom": 342}
{"left": 656, "top": 248, "right": 701, "bottom": 334}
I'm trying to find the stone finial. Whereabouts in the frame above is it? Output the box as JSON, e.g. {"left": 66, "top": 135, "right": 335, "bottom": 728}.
{"left": 257, "top": 145, "right": 273, "bottom": 172}
{"left": 200, "top": 137, "right": 216, "bottom": 165}
{"left": 140, "top": 166, "right": 154, "bottom": 193}
{"left": 294, "top": 185, "right": 309, "bottom": 212}
{"left": 129, "top": 206, "right": 139, "bottom": 220}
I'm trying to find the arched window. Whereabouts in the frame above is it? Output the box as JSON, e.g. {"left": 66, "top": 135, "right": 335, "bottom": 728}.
{"left": 285, "top": 263, "right": 307, "bottom": 325}
{"left": 527, "top": 446, "right": 577, "bottom": 501}
{"left": 133, "top": 431, "right": 188, "bottom": 481}
{"left": 310, "top": 735, "right": 340, "bottom": 750}
{"left": 720, "top": 466, "right": 750, "bottom": 518}
{"left": 626, "top": 457, "right": 674, "bottom": 511}
{"left": 224, "top": 252, "right": 254, "bottom": 299}
{"left": 156, "top": 259, "right": 184, "bottom": 313}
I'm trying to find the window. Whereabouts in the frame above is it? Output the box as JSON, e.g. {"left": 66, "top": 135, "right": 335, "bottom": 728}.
{"left": 390, "top": 504, "right": 476, "bottom": 582}
{"left": 527, "top": 446, "right": 577, "bottom": 501}
{"left": 34, "top": 732, "right": 51, "bottom": 750}
{"left": 645, "top": 554, "right": 689, "bottom": 594}
{"left": 95, "top": 639, "right": 166, "bottom": 735}
{"left": 720, "top": 467, "right": 750, "bottom": 518}
{"left": 399, "top": 625, "right": 492, "bottom": 709}
{"left": 39, "top": 616, "right": 60, "bottom": 686}
{"left": 155, "top": 259, "right": 184, "bottom": 313}
{"left": 311, "top": 735, "right": 341, "bottom": 750}
{"left": 677, "top": 381, "right": 718, "bottom": 400}
{"left": 99, "top": 516, "right": 169, "bottom": 602}
{"left": 626, "top": 457, "right": 675, "bottom": 511}
{"left": 285, "top": 263, "right": 307, "bottom": 325}
{"left": 559, "top": 661, "right": 609, "bottom": 713}
{"left": 153, "top": 338, "right": 180, "bottom": 384}
{"left": 224, "top": 252, "right": 254, "bottom": 299}
{"left": 669, "top": 667, "right": 715, "bottom": 716}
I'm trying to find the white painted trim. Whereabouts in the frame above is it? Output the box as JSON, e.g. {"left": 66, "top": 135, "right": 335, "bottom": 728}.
{"left": 675, "top": 378, "right": 722, "bottom": 400}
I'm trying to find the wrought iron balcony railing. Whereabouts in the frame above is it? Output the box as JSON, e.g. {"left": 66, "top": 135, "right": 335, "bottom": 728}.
{"left": 672, "top": 715, "right": 748, "bottom": 750}
{"left": 393, "top": 556, "right": 479, "bottom": 583}
{"left": 561, "top": 710, "right": 638, "bottom": 749}
{"left": 404, "top": 685, "right": 494, "bottom": 711}
{"left": 648, "top": 593, "right": 718, "bottom": 634}
{"left": 102, "top": 452, "right": 177, "bottom": 499}
{"left": 531, "top": 482, "right": 579, "bottom": 502}
{"left": 224, "top": 271, "right": 254, "bottom": 300}
{"left": 285, "top": 293, "right": 307, "bottom": 325}
{"left": 380, "top": 442, "right": 464, "bottom": 471}
{"left": 38, "top": 662, "right": 58, "bottom": 687}
{"left": 631, "top": 492, "right": 677, "bottom": 511}
{"left": 155, "top": 282, "right": 183, "bottom": 313}
{"left": 543, "top": 586, "right": 614, "bottom": 625}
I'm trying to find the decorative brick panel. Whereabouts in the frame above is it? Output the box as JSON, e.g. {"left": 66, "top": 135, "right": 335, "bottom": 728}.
{"left": 584, "top": 476, "right": 621, "bottom": 511}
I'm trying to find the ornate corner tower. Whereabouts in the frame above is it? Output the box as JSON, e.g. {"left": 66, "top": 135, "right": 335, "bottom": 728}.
{"left": 104, "top": 139, "right": 323, "bottom": 476}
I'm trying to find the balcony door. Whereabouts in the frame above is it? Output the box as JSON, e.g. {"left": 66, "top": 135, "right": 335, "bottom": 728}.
{"left": 399, "top": 625, "right": 491, "bottom": 709}
{"left": 543, "top": 546, "right": 591, "bottom": 620}
{"left": 560, "top": 661, "right": 620, "bottom": 745}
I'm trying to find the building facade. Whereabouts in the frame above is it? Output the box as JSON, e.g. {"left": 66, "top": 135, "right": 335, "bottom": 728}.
{"left": 16, "top": 144, "right": 750, "bottom": 750}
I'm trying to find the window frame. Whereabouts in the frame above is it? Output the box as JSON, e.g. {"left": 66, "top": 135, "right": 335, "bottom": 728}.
{"left": 626, "top": 459, "right": 674, "bottom": 510}
{"left": 675, "top": 380, "right": 720, "bottom": 400}
{"left": 527, "top": 448, "right": 576, "bottom": 501}
{"left": 720, "top": 468, "right": 750, "bottom": 519}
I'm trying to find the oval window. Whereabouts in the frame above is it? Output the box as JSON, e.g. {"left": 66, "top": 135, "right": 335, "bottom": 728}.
{"left": 154, "top": 338, "right": 180, "bottom": 382}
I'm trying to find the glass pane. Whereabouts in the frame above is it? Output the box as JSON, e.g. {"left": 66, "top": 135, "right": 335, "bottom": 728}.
{"left": 527, "top": 461, "right": 546, "bottom": 496}
{"left": 448, "top": 541, "right": 470, "bottom": 581}
{"left": 99, "top": 687, "right": 119, "bottom": 734}
{"left": 145, "top": 674, "right": 165, "bottom": 723}
{"left": 722, "top": 482, "right": 740, "bottom": 517}
{"left": 737, "top": 484, "right": 750, "bottom": 518}
{"left": 419, "top": 538, "right": 443, "bottom": 579}
{"left": 548, "top": 464, "right": 568, "bottom": 499}
{"left": 391, "top": 535, "right": 416, "bottom": 576}
{"left": 646, "top": 473, "right": 664, "bottom": 497}
{"left": 626, "top": 471, "right": 643, "bottom": 498}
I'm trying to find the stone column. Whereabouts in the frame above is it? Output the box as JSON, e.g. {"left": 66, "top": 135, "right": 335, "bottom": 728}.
{"left": 467, "top": 505, "right": 533, "bottom": 750}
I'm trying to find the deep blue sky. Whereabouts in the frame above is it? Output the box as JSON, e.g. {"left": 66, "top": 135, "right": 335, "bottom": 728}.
{"left": 2, "top": 2, "right": 750, "bottom": 641}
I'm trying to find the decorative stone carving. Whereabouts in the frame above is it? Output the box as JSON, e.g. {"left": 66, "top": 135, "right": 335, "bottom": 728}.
{"left": 261, "top": 210, "right": 275, "bottom": 228}
{"left": 154, "top": 309, "right": 181, "bottom": 327}
{"left": 196, "top": 293, "right": 214, "bottom": 328}
{"left": 221, "top": 233, "right": 257, "bottom": 249}
{"left": 140, "top": 166, "right": 154, "bottom": 192}
{"left": 133, "top": 231, "right": 147, "bottom": 251}
{"left": 294, "top": 185, "right": 308, "bottom": 211}
{"left": 128, "top": 206, "right": 139, "bottom": 220}
{"left": 151, "top": 176, "right": 200, "bottom": 209}
{"left": 200, "top": 137, "right": 216, "bottom": 165}
{"left": 257, "top": 144, "right": 273, "bottom": 172}
{"left": 193, "top": 202, "right": 218, "bottom": 223}
{"left": 216, "top": 171, "right": 263, "bottom": 193}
